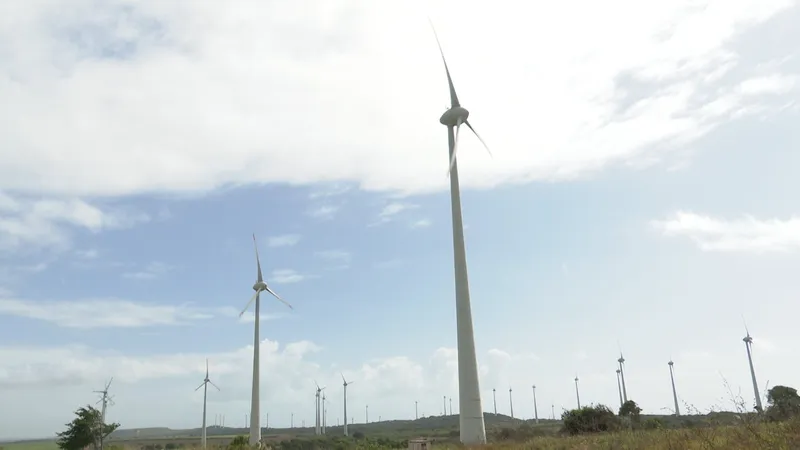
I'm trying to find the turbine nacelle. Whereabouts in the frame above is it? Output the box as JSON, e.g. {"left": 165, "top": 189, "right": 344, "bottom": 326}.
{"left": 253, "top": 281, "right": 267, "bottom": 292}
{"left": 440, "top": 106, "right": 469, "bottom": 127}
{"left": 744, "top": 335, "right": 753, "bottom": 344}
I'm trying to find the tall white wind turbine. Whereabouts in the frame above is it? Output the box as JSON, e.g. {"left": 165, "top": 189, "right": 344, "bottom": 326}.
{"left": 617, "top": 353, "right": 629, "bottom": 403}
{"left": 667, "top": 360, "right": 680, "bottom": 416}
{"left": 574, "top": 376, "right": 581, "bottom": 409}
{"left": 509, "top": 387, "right": 514, "bottom": 419}
{"left": 239, "top": 234, "right": 293, "bottom": 445}
{"left": 429, "top": 20, "right": 492, "bottom": 445}
{"left": 492, "top": 388, "right": 497, "bottom": 415}
{"left": 532, "top": 385, "right": 539, "bottom": 424}
{"left": 314, "top": 382, "right": 326, "bottom": 435}
{"left": 93, "top": 378, "right": 115, "bottom": 450}
{"left": 615, "top": 369, "right": 623, "bottom": 409}
{"left": 743, "top": 324, "right": 763, "bottom": 412}
{"left": 342, "top": 374, "right": 354, "bottom": 436}
{"left": 195, "top": 359, "right": 220, "bottom": 449}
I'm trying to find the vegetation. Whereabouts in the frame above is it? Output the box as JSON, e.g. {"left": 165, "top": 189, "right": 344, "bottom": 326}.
{"left": 6, "top": 384, "right": 800, "bottom": 449}
{"left": 55, "top": 406, "right": 120, "bottom": 450}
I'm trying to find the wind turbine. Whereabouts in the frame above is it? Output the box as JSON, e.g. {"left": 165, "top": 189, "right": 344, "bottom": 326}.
{"left": 617, "top": 352, "right": 629, "bottom": 403}
{"left": 430, "top": 20, "right": 492, "bottom": 445}
{"left": 93, "top": 378, "right": 114, "bottom": 450}
{"left": 342, "top": 374, "right": 354, "bottom": 436}
{"left": 615, "top": 369, "right": 624, "bottom": 409}
{"left": 742, "top": 322, "right": 763, "bottom": 412}
{"left": 322, "top": 391, "right": 327, "bottom": 434}
{"left": 508, "top": 387, "right": 514, "bottom": 419}
{"left": 492, "top": 388, "right": 497, "bottom": 415}
{"left": 239, "top": 234, "right": 293, "bottom": 446}
{"left": 574, "top": 376, "right": 581, "bottom": 409}
{"left": 532, "top": 385, "right": 539, "bottom": 424}
{"left": 195, "top": 359, "right": 220, "bottom": 449}
{"left": 668, "top": 360, "right": 680, "bottom": 416}
{"left": 314, "top": 382, "right": 325, "bottom": 435}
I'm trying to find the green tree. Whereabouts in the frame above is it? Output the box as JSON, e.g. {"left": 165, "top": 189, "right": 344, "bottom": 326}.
{"left": 56, "top": 406, "right": 120, "bottom": 450}
{"left": 561, "top": 405, "right": 621, "bottom": 435}
{"left": 618, "top": 400, "right": 642, "bottom": 418}
{"left": 766, "top": 385, "right": 800, "bottom": 421}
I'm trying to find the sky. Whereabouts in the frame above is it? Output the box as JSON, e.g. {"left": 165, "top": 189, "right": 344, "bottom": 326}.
{"left": 1, "top": 0, "right": 799, "bottom": 440}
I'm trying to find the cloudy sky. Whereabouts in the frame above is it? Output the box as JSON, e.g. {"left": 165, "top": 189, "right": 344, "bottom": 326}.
{"left": 2, "top": 0, "right": 799, "bottom": 440}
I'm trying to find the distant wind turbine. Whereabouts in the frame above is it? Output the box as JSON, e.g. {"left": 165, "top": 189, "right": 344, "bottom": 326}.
{"left": 574, "top": 376, "right": 581, "bottom": 409}
{"left": 617, "top": 351, "right": 629, "bottom": 403}
{"left": 742, "top": 321, "right": 763, "bottom": 412}
{"left": 615, "top": 369, "right": 624, "bottom": 409}
{"left": 342, "top": 374, "right": 354, "bottom": 436}
{"left": 93, "top": 378, "right": 115, "bottom": 450}
{"left": 668, "top": 359, "right": 680, "bottom": 416}
{"left": 429, "top": 18, "right": 493, "bottom": 445}
{"left": 239, "top": 234, "right": 293, "bottom": 445}
{"left": 314, "top": 381, "right": 325, "bottom": 435}
{"left": 195, "top": 359, "right": 220, "bottom": 449}
{"left": 508, "top": 387, "right": 514, "bottom": 419}
{"left": 532, "top": 385, "right": 539, "bottom": 424}
{"left": 492, "top": 388, "right": 497, "bottom": 415}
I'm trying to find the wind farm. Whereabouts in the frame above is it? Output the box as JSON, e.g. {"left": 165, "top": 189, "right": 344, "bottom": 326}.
{"left": 2, "top": 3, "right": 799, "bottom": 450}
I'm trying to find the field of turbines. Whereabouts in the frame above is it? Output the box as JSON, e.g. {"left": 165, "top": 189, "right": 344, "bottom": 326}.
{"left": 7, "top": 16, "right": 798, "bottom": 450}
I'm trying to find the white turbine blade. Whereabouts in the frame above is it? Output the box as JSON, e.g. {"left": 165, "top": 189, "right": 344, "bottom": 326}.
{"left": 428, "top": 17, "right": 460, "bottom": 108}
{"left": 265, "top": 285, "right": 293, "bottom": 310}
{"left": 252, "top": 234, "right": 263, "bottom": 283}
{"left": 341, "top": 373, "right": 346, "bottom": 384}
{"left": 239, "top": 291, "right": 259, "bottom": 317}
{"left": 206, "top": 358, "right": 209, "bottom": 378}
{"left": 447, "top": 119, "right": 463, "bottom": 177}
{"left": 209, "top": 380, "right": 220, "bottom": 391}
{"left": 195, "top": 381, "right": 205, "bottom": 391}
{"left": 464, "top": 120, "right": 492, "bottom": 158}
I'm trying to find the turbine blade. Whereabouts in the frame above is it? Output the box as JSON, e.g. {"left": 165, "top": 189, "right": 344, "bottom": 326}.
{"left": 265, "top": 285, "right": 293, "bottom": 310}
{"left": 464, "top": 120, "right": 493, "bottom": 158}
{"left": 341, "top": 373, "right": 346, "bottom": 383}
{"left": 239, "top": 291, "right": 259, "bottom": 317}
{"left": 106, "top": 377, "right": 113, "bottom": 390}
{"left": 206, "top": 358, "right": 209, "bottom": 378}
{"left": 428, "top": 18, "right": 460, "bottom": 108}
{"left": 209, "top": 380, "right": 220, "bottom": 391}
{"left": 447, "top": 120, "right": 463, "bottom": 177}
{"left": 195, "top": 381, "right": 205, "bottom": 391}
{"left": 253, "top": 234, "right": 263, "bottom": 283}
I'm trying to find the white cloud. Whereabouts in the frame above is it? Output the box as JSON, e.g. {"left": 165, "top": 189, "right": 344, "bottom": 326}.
{"left": 0, "top": 296, "right": 235, "bottom": 329}
{"left": 0, "top": 193, "right": 150, "bottom": 254}
{"left": 652, "top": 211, "right": 800, "bottom": 252}
{"left": 371, "top": 202, "right": 419, "bottom": 226}
{"left": 314, "top": 250, "right": 352, "bottom": 269}
{"left": 269, "top": 269, "right": 306, "bottom": 284}
{"left": 75, "top": 248, "right": 99, "bottom": 259}
{"left": 306, "top": 205, "right": 339, "bottom": 220}
{"left": 410, "top": 218, "right": 432, "bottom": 229}
{"left": 1, "top": 1, "right": 795, "bottom": 199}
{"left": 267, "top": 234, "right": 302, "bottom": 248}
{"left": 122, "top": 261, "right": 174, "bottom": 280}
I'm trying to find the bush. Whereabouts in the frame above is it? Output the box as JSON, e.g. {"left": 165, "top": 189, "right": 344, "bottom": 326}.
{"left": 561, "top": 404, "right": 621, "bottom": 435}
{"left": 643, "top": 418, "right": 664, "bottom": 430}
{"left": 227, "top": 435, "right": 249, "bottom": 450}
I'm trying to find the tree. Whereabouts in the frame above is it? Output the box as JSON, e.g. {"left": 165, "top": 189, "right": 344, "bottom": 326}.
{"left": 56, "top": 406, "right": 120, "bottom": 450}
{"left": 766, "top": 385, "right": 800, "bottom": 421}
{"left": 561, "top": 405, "right": 621, "bottom": 435}
{"left": 618, "top": 400, "right": 642, "bottom": 418}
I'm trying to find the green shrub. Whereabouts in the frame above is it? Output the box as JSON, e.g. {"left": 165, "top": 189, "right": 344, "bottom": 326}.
{"left": 561, "top": 404, "right": 622, "bottom": 435}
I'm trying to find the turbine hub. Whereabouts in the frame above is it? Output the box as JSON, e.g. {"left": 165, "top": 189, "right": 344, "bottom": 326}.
{"left": 253, "top": 282, "right": 266, "bottom": 292}
{"left": 440, "top": 106, "right": 469, "bottom": 126}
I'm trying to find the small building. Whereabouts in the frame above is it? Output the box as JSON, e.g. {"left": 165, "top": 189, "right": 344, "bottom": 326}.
{"left": 408, "top": 438, "right": 431, "bottom": 450}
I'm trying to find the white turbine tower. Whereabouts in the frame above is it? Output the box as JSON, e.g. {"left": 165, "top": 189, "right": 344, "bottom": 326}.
{"left": 93, "top": 378, "right": 114, "bottom": 450}
{"left": 574, "top": 376, "right": 581, "bottom": 409}
{"left": 743, "top": 324, "right": 763, "bottom": 412}
{"left": 342, "top": 374, "right": 354, "bottom": 436}
{"left": 195, "top": 359, "right": 220, "bottom": 449}
{"left": 532, "top": 385, "right": 539, "bottom": 424}
{"left": 615, "top": 369, "right": 624, "bottom": 409}
{"left": 429, "top": 20, "right": 492, "bottom": 446}
{"left": 667, "top": 360, "right": 680, "bottom": 416}
{"left": 239, "top": 234, "right": 293, "bottom": 446}
{"left": 508, "top": 387, "right": 514, "bottom": 419}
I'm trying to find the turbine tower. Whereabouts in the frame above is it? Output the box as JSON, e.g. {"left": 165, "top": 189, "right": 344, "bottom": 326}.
{"left": 743, "top": 325, "right": 763, "bottom": 412}
{"left": 322, "top": 391, "right": 327, "bottom": 434}
{"left": 314, "top": 382, "right": 325, "bottom": 435}
{"left": 617, "top": 353, "right": 628, "bottom": 403}
{"left": 430, "top": 20, "right": 492, "bottom": 445}
{"left": 239, "top": 234, "right": 293, "bottom": 446}
{"left": 574, "top": 376, "right": 581, "bottom": 409}
{"left": 508, "top": 387, "right": 514, "bottom": 419}
{"left": 195, "top": 359, "right": 220, "bottom": 449}
{"left": 615, "top": 369, "right": 624, "bottom": 409}
{"left": 342, "top": 374, "right": 354, "bottom": 436}
{"left": 532, "top": 385, "right": 539, "bottom": 424}
{"left": 492, "top": 388, "right": 497, "bottom": 415}
{"left": 93, "top": 378, "right": 114, "bottom": 450}
{"left": 668, "top": 360, "right": 680, "bottom": 416}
